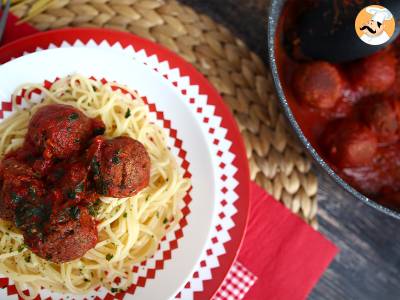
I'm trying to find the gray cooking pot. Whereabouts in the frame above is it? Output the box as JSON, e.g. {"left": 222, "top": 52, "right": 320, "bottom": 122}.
{"left": 267, "top": 0, "right": 400, "bottom": 219}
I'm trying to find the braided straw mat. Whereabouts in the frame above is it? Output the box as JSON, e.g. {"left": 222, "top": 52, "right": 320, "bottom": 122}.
{"left": 11, "top": 0, "right": 318, "bottom": 228}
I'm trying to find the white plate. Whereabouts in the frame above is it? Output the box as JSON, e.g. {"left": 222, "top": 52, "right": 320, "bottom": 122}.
{"left": 0, "top": 45, "right": 247, "bottom": 300}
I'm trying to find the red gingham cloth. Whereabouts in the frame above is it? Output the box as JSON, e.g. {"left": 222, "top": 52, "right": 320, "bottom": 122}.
{"left": 2, "top": 15, "right": 339, "bottom": 300}
{"left": 213, "top": 261, "right": 258, "bottom": 300}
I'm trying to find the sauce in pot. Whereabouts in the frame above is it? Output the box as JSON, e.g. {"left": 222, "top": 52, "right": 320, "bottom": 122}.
{"left": 276, "top": 0, "right": 400, "bottom": 210}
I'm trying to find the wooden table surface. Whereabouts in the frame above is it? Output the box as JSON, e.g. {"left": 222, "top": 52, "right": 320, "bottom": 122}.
{"left": 180, "top": 0, "right": 400, "bottom": 299}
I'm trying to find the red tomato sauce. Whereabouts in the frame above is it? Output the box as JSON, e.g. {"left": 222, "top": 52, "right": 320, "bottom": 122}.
{"left": 276, "top": 1, "right": 400, "bottom": 209}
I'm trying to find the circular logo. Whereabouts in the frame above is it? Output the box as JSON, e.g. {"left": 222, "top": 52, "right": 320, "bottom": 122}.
{"left": 355, "top": 5, "right": 395, "bottom": 46}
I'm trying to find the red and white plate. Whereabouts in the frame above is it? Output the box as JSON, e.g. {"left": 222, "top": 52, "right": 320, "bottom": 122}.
{"left": 0, "top": 29, "right": 250, "bottom": 300}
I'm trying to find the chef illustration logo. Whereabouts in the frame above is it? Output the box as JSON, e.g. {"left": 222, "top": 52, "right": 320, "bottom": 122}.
{"left": 355, "top": 5, "right": 395, "bottom": 46}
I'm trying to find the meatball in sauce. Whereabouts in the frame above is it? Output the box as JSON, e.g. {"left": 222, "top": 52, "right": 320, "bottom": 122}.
{"left": 321, "top": 120, "right": 378, "bottom": 169}
{"left": 26, "top": 104, "right": 105, "bottom": 160}
{"left": 89, "top": 136, "right": 151, "bottom": 198}
{"left": 0, "top": 157, "right": 46, "bottom": 223}
{"left": 25, "top": 206, "right": 98, "bottom": 263}
{"left": 293, "top": 61, "right": 343, "bottom": 110}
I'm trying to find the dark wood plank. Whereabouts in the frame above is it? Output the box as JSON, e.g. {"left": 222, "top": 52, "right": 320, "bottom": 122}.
{"left": 179, "top": 0, "right": 400, "bottom": 299}
{"left": 314, "top": 171, "right": 400, "bottom": 300}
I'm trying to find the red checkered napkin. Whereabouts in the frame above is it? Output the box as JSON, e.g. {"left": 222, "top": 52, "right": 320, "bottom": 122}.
{"left": 213, "top": 261, "right": 258, "bottom": 300}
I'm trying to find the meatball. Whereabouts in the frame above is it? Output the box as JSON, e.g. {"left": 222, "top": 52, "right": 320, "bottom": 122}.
{"left": 26, "top": 104, "right": 105, "bottom": 160}
{"left": 24, "top": 206, "right": 98, "bottom": 263}
{"left": 321, "top": 120, "right": 378, "bottom": 168}
{"left": 358, "top": 97, "right": 400, "bottom": 143}
{"left": 46, "top": 159, "right": 97, "bottom": 208}
{"left": 91, "top": 136, "right": 151, "bottom": 197}
{"left": 4, "top": 147, "right": 55, "bottom": 177}
{"left": 349, "top": 50, "right": 397, "bottom": 95}
{"left": 0, "top": 157, "right": 46, "bottom": 222}
{"left": 293, "top": 61, "right": 344, "bottom": 109}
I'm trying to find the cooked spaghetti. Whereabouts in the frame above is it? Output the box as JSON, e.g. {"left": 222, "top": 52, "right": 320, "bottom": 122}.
{"left": 0, "top": 75, "right": 190, "bottom": 299}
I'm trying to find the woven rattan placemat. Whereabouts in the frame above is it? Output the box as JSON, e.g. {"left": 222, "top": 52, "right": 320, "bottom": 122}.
{"left": 11, "top": 0, "right": 318, "bottom": 228}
